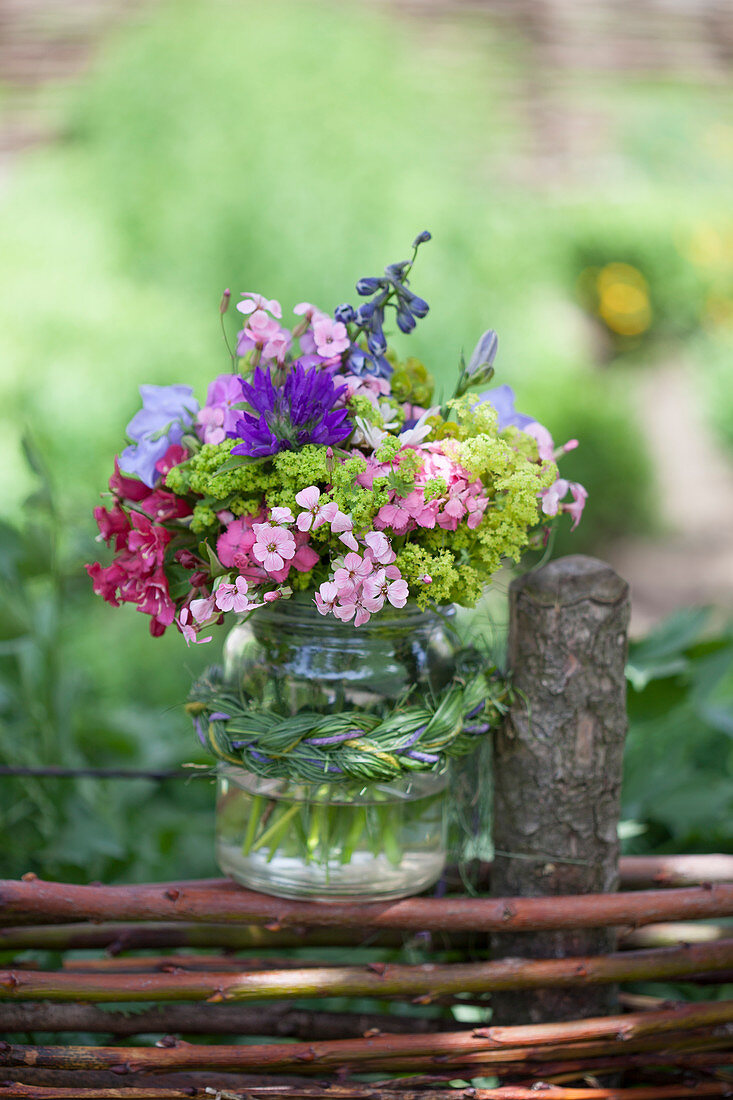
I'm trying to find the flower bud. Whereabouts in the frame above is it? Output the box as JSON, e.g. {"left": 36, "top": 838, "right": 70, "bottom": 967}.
{"left": 401, "top": 289, "right": 429, "bottom": 317}
{"left": 219, "top": 289, "right": 231, "bottom": 315}
{"left": 356, "top": 301, "right": 375, "bottom": 324}
{"left": 467, "top": 329, "right": 498, "bottom": 376}
{"left": 412, "top": 230, "right": 432, "bottom": 248}
{"left": 355, "top": 277, "right": 383, "bottom": 296}
{"left": 334, "top": 303, "right": 356, "bottom": 324}
{"left": 385, "top": 261, "right": 409, "bottom": 282}
{"left": 396, "top": 307, "right": 416, "bottom": 334}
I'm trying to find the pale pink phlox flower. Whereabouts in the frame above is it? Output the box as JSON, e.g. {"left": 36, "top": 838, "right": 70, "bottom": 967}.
{"left": 330, "top": 509, "right": 358, "bottom": 551}
{"left": 333, "top": 597, "right": 372, "bottom": 628}
{"left": 564, "top": 482, "right": 588, "bottom": 530}
{"left": 263, "top": 329, "right": 292, "bottom": 364}
{"left": 217, "top": 513, "right": 265, "bottom": 570}
{"left": 333, "top": 373, "right": 391, "bottom": 403}
{"left": 540, "top": 478, "right": 569, "bottom": 517}
{"left": 244, "top": 309, "right": 283, "bottom": 347}
{"left": 190, "top": 594, "right": 217, "bottom": 624}
{"left": 523, "top": 421, "right": 555, "bottom": 463}
{"left": 214, "top": 576, "right": 251, "bottom": 613}
{"left": 333, "top": 551, "right": 373, "bottom": 594}
{"left": 363, "top": 566, "right": 409, "bottom": 610}
{"left": 362, "top": 530, "right": 396, "bottom": 566}
{"left": 237, "top": 293, "right": 282, "bottom": 318}
{"left": 313, "top": 317, "right": 350, "bottom": 358}
{"left": 269, "top": 506, "right": 294, "bottom": 526}
{"left": 295, "top": 486, "right": 338, "bottom": 531}
{"left": 293, "top": 302, "right": 329, "bottom": 323}
{"left": 197, "top": 404, "right": 227, "bottom": 445}
{"left": 252, "top": 523, "right": 297, "bottom": 573}
{"left": 177, "top": 606, "right": 212, "bottom": 646}
{"left": 314, "top": 580, "right": 340, "bottom": 616}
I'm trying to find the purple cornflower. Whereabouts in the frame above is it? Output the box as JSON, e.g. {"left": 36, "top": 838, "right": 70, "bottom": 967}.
{"left": 230, "top": 362, "right": 353, "bottom": 458}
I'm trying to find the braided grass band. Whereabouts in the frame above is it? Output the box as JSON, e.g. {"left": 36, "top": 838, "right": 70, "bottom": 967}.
{"left": 186, "top": 660, "right": 511, "bottom": 784}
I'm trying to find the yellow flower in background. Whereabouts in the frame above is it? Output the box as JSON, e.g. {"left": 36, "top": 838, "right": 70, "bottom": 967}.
{"left": 596, "top": 262, "right": 652, "bottom": 337}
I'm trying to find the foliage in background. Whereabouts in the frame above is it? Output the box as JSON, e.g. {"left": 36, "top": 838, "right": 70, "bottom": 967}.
{"left": 0, "top": 445, "right": 214, "bottom": 882}
{"left": 622, "top": 607, "right": 733, "bottom": 854}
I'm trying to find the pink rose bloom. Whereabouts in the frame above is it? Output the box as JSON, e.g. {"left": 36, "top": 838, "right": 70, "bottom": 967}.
{"left": 252, "top": 523, "right": 296, "bottom": 573}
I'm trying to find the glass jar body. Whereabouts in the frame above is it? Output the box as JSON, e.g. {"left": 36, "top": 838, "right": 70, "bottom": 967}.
{"left": 214, "top": 596, "right": 457, "bottom": 901}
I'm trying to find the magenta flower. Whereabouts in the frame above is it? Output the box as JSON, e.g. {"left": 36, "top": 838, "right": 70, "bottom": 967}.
{"left": 252, "top": 523, "right": 297, "bottom": 573}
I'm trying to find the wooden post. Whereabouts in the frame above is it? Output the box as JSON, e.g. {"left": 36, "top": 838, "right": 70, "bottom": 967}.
{"left": 492, "top": 555, "right": 631, "bottom": 1024}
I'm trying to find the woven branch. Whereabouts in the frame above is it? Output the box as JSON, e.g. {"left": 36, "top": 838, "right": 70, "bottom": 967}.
{"left": 186, "top": 659, "right": 510, "bottom": 783}
{"left": 3, "top": 877, "right": 733, "bottom": 931}
{"left": 1, "top": 939, "right": 732, "bottom": 1002}
{"left": 0, "top": 1001, "right": 452, "bottom": 1038}
{"left": 2, "top": 1002, "right": 733, "bottom": 1073}
{"left": 2, "top": 1082, "right": 733, "bottom": 1100}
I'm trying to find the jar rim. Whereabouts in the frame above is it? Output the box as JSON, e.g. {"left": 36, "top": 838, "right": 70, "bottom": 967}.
{"left": 244, "top": 593, "right": 454, "bottom": 633}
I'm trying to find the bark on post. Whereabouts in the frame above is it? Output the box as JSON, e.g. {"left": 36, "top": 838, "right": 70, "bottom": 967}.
{"left": 492, "top": 554, "right": 630, "bottom": 1024}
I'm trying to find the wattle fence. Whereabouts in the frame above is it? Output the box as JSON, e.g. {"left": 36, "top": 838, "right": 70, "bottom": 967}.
{"left": 1, "top": 557, "right": 732, "bottom": 1098}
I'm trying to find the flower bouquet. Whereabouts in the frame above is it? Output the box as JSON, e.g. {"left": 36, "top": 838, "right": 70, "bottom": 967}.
{"left": 88, "top": 232, "right": 586, "bottom": 899}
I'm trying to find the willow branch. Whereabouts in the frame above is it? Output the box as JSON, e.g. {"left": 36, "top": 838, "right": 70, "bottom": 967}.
{"left": 3, "top": 878, "right": 733, "bottom": 932}
{"left": 0, "top": 1001, "right": 453, "bottom": 1039}
{"left": 1, "top": 939, "right": 731, "bottom": 1003}
{"left": 0, "top": 922, "right": 410, "bottom": 953}
{"left": 1, "top": 1080, "right": 732, "bottom": 1100}
{"left": 2, "top": 1001, "right": 733, "bottom": 1073}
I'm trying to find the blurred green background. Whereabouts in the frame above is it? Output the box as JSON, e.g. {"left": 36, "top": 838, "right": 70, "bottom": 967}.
{"left": 0, "top": 0, "right": 731, "bottom": 881}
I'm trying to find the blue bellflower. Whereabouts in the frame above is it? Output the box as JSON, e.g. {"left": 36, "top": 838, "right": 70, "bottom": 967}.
{"left": 230, "top": 363, "right": 353, "bottom": 458}
{"left": 119, "top": 384, "right": 198, "bottom": 488}
{"left": 477, "top": 384, "right": 534, "bottom": 431}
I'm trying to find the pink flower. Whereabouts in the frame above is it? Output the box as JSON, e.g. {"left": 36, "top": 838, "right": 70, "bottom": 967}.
{"left": 541, "top": 478, "right": 569, "bottom": 517}
{"left": 94, "top": 504, "right": 130, "bottom": 549}
{"left": 314, "top": 581, "right": 340, "bottom": 615}
{"left": 523, "top": 421, "right": 555, "bottom": 463}
{"left": 214, "top": 576, "right": 251, "bottom": 613}
{"left": 109, "top": 458, "right": 150, "bottom": 503}
{"left": 363, "top": 567, "right": 409, "bottom": 609}
{"left": 178, "top": 606, "right": 212, "bottom": 646}
{"left": 333, "top": 552, "right": 372, "bottom": 593}
{"left": 155, "top": 444, "right": 189, "bottom": 478}
{"left": 197, "top": 404, "right": 226, "bottom": 445}
{"left": 313, "top": 317, "right": 350, "bottom": 358}
{"left": 564, "top": 482, "right": 588, "bottom": 530}
{"left": 295, "top": 486, "right": 338, "bottom": 531}
{"left": 269, "top": 506, "right": 294, "bottom": 526}
{"left": 263, "top": 330, "right": 292, "bottom": 364}
{"left": 217, "top": 513, "right": 264, "bottom": 569}
{"left": 252, "top": 523, "right": 296, "bottom": 573}
{"left": 362, "top": 530, "right": 396, "bottom": 565}
{"left": 244, "top": 309, "right": 282, "bottom": 346}
{"left": 237, "top": 293, "right": 282, "bottom": 318}
{"left": 190, "top": 595, "right": 217, "bottom": 623}
{"left": 333, "top": 597, "right": 372, "bottom": 627}
{"left": 138, "top": 570, "right": 176, "bottom": 631}
{"left": 126, "top": 514, "right": 171, "bottom": 572}
{"left": 293, "top": 302, "right": 328, "bottom": 323}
